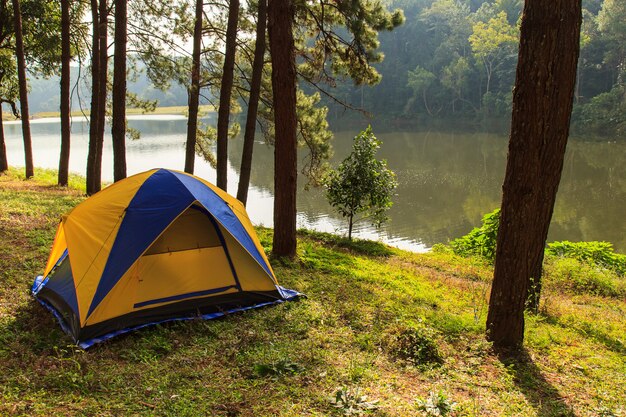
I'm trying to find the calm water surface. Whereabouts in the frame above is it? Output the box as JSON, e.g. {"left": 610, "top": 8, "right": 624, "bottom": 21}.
{"left": 4, "top": 116, "right": 626, "bottom": 253}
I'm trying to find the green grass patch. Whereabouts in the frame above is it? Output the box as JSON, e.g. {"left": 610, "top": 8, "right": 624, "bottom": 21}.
{"left": 0, "top": 169, "right": 625, "bottom": 416}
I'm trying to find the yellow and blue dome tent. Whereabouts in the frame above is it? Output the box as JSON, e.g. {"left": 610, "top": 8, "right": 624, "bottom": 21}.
{"left": 32, "top": 168, "right": 299, "bottom": 348}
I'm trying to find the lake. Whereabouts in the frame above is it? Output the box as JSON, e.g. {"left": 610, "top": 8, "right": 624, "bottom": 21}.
{"left": 3, "top": 115, "right": 626, "bottom": 253}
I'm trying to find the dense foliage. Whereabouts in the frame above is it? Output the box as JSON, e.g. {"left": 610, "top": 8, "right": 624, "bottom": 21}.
{"left": 324, "top": 0, "right": 625, "bottom": 136}
{"left": 449, "top": 208, "right": 500, "bottom": 262}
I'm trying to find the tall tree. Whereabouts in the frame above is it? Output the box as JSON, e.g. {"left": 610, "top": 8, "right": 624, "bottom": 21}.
{"left": 268, "top": 0, "right": 297, "bottom": 257}
{"left": 0, "top": 61, "right": 19, "bottom": 173}
{"left": 469, "top": 11, "right": 518, "bottom": 111}
{"left": 215, "top": 0, "right": 239, "bottom": 191}
{"left": 95, "top": 0, "right": 107, "bottom": 185}
{"left": 486, "top": 0, "right": 582, "bottom": 349}
{"left": 112, "top": 0, "right": 127, "bottom": 181}
{"left": 184, "top": 0, "right": 203, "bottom": 174}
{"left": 237, "top": 0, "right": 267, "bottom": 205}
{"left": 597, "top": 0, "right": 626, "bottom": 85}
{"left": 58, "top": 0, "right": 71, "bottom": 186}
{"left": 0, "top": 50, "right": 18, "bottom": 174}
{"left": 12, "top": 0, "right": 32, "bottom": 178}
{"left": 86, "top": 0, "right": 104, "bottom": 194}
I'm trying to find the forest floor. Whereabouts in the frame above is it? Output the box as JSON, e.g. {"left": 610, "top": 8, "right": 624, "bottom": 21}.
{"left": 1, "top": 168, "right": 624, "bottom": 417}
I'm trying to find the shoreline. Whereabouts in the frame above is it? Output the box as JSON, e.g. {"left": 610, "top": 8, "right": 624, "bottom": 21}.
{"left": 1, "top": 105, "right": 214, "bottom": 122}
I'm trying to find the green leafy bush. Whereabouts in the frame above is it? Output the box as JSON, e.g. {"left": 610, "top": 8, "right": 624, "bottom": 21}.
{"left": 546, "top": 241, "right": 626, "bottom": 276}
{"left": 449, "top": 209, "right": 500, "bottom": 262}
{"left": 543, "top": 257, "right": 625, "bottom": 298}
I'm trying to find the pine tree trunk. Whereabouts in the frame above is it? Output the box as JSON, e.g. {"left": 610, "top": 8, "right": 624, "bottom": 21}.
{"left": 184, "top": 0, "right": 203, "bottom": 175}
{"left": 237, "top": 0, "right": 267, "bottom": 205}
{"left": 112, "top": 0, "right": 127, "bottom": 182}
{"left": 86, "top": 0, "right": 101, "bottom": 195}
{"left": 95, "top": 0, "right": 108, "bottom": 188}
{"left": 216, "top": 0, "right": 240, "bottom": 191}
{"left": 487, "top": 0, "right": 582, "bottom": 350}
{"left": 268, "top": 0, "right": 297, "bottom": 258}
{"left": 0, "top": 105, "right": 7, "bottom": 172}
{"left": 58, "top": 0, "right": 71, "bottom": 186}
{"left": 12, "top": 0, "right": 33, "bottom": 178}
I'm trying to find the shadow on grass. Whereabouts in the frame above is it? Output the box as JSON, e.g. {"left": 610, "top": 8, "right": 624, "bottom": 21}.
{"left": 539, "top": 311, "right": 626, "bottom": 356}
{"left": 0, "top": 298, "right": 72, "bottom": 356}
{"left": 497, "top": 348, "right": 575, "bottom": 417}
{"left": 297, "top": 228, "right": 394, "bottom": 257}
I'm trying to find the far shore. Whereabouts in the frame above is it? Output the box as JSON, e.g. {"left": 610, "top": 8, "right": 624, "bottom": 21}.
{"left": 1, "top": 105, "right": 214, "bottom": 121}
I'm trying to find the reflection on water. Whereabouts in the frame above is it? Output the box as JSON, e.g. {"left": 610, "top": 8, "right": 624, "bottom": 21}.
{"left": 3, "top": 116, "right": 626, "bottom": 253}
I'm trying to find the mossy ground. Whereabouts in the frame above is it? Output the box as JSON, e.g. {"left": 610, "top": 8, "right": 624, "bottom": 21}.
{"left": 1, "top": 168, "right": 624, "bottom": 416}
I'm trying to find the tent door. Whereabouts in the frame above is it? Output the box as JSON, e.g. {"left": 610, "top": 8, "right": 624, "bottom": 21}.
{"left": 133, "top": 205, "right": 240, "bottom": 309}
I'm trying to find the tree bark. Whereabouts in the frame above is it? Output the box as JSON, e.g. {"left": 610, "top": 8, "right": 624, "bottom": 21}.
{"left": 95, "top": 0, "right": 107, "bottom": 186}
{"left": 486, "top": 0, "right": 582, "bottom": 350}
{"left": 215, "top": 0, "right": 239, "bottom": 191}
{"left": 237, "top": 0, "right": 266, "bottom": 205}
{"left": 184, "top": 0, "right": 203, "bottom": 175}
{"left": 268, "top": 0, "right": 297, "bottom": 258}
{"left": 112, "top": 0, "right": 127, "bottom": 182}
{"left": 86, "top": 0, "right": 101, "bottom": 194}
{"left": 12, "top": 0, "right": 33, "bottom": 178}
{"left": 58, "top": 0, "right": 71, "bottom": 186}
{"left": 0, "top": 105, "right": 7, "bottom": 172}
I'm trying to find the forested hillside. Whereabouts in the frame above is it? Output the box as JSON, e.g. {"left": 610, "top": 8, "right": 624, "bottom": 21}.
{"left": 324, "top": 0, "right": 625, "bottom": 135}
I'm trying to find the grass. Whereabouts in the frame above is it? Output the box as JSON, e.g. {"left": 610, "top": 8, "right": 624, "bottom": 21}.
{"left": 2, "top": 105, "right": 214, "bottom": 121}
{"left": 1, "top": 168, "right": 625, "bottom": 416}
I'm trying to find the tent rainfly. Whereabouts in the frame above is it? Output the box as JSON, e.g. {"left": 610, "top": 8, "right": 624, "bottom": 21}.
{"left": 32, "top": 168, "right": 299, "bottom": 348}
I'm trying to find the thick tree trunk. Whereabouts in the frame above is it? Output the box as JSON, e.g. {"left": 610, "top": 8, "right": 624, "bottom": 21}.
{"left": 112, "top": 0, "right": 127, "bottom": 182}
{"left": 58, "top": 0, "right": 71, "bottom": 186}
{"left": 268, "top": 0, "right": 297, "bottom": 258}
{"left": 215, "top": 0, "right": 239, "bottom": 191}
{"left": 486, "top": 0, "right": 582, "bottom": 349}
{"left": 184, "top": 0, "right": 203, "bottom": 174}
{"left": 12, "top": 0, "right": 33, "bottom": 178}
{"left": 0, "top": 106, "right": 7, "bottom": 172}
{"left": 237, "top": 0, "right": 267, "bottom": 205}
{"left": 86, "top": 0, "right": 101, "bottom": 195}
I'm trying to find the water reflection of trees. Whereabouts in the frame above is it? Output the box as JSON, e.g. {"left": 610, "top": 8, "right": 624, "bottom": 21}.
{"left": 234, "top": 130, "right": 626, "bottom": 252}
{"left": 9, "top": 118, "right": 625, "bottom": 251}
{"left": 552, "top": 141, "right": 626, "bottom": 251}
